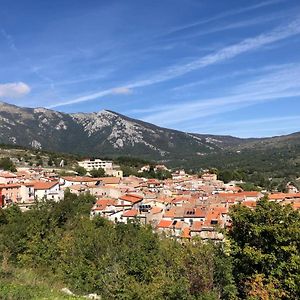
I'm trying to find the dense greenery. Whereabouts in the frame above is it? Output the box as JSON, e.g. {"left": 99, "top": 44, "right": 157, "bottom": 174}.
{"left": 0, "top": 157, "right": 17, "bottom": 172}
{"left": 229, "top": 198, "right": 300, "bottom": 299}
{"left": 1, "top": 193, "right": 299, "bottom": 299}
{"left": 172, "top": 145, "right": 300, "bottom": 190}
{"left": 89, "top": 167, "right": 106, "bottom": 177}
{"left": 74, "top": 165, "right": 87, "bottom": 176}
{"left": 0, "top": 192, "right": 236, "bottom": 299}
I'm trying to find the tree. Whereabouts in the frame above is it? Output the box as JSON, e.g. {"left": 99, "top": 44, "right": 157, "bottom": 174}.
{"left": 229, "top": 197, "right": 300, "bottom": 299}
{"left": 47, "top": 158, "right": 53, "bottom": 166}
{"left": 36, "top": 159, "right": 43, "bottom": 167}
{"left": 89, "top": 168, "right": 105, "bottom": 178}
{"left": 75, "top": 165, "right": 87, "bottom": 176}
{"left": 0, "top": 157, "right": 17, "bottom": 172}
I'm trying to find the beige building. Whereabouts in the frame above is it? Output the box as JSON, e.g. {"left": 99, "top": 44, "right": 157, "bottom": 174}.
{"left": 78, "top": 159, "right": 113, "bottom": 171}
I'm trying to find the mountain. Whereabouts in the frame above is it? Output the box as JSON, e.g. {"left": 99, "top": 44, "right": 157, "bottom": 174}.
{"left": 0, "top": 101, "right": 239, "bottom": 159}
{"left": 0, "top": 101, "right": 300, "bottom": 173}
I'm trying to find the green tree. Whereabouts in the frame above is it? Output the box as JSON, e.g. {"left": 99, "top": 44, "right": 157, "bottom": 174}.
{"left": 47, "top": 158, "right": 53, "bottom": 166}
{"left": 75, "top": 165, "right": 87, "bottom": 176}
{"left": 89, "top": 168, "right": 105, "bottom": 178}
{"left": 0, "top": 157, "right": 17, "bottom": 172}
{"left": 229, "top": 197, "right": 300, "bottom": 299}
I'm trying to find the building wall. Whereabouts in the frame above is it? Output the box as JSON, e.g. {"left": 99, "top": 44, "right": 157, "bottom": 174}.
{"left": 78, "top": 159, "right": 113, "bottom": 171}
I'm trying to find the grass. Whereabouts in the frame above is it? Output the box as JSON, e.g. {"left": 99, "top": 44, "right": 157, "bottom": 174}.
{"left": 0, "top": 267, "right": 86, "bottom": 300}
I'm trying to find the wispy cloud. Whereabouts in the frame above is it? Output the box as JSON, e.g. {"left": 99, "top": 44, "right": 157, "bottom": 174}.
{"left": 172, "top": 64, "right": 292, "bottom": 92}
{"left": 111, "top": 87, "right": 133, "bottom": 95}
{"left": 164, "top": 10, "right": 291, "bottom": 43}
{"left": 0, "top": 82, "right": 31, "bottom": 98}
{"left": 49, "top": 17, "right": 300, "bottom": 108}
{"left": 162, "top": 0, "right": 284, "bottom": 37}
{"left": 1, "top": 28, "right": 56, "bottom": 90}
{"left": 188, "top": 115, "right": 300, "bottom": 133}
{"left": 142, "top": 64, "right": 300, "bottom": 127}
{"left": 1, "top": 29, "right": 18, "bottom": 52}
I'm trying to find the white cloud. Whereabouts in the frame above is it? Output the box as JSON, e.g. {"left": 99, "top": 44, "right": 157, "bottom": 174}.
{"left": 0, "top": 82, "right": 31, "bottom": 98}
{"left": 112, "top": 87, "right": 133, "bottom": 95}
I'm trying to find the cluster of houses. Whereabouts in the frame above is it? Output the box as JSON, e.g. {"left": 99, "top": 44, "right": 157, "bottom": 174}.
{"left": 1, "top": 163, "right": 300, "bottom": 242}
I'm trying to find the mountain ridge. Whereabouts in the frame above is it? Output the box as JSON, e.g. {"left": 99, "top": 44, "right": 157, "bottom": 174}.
{"left": 0, "top": 101, "right": 299, "bottom": 164}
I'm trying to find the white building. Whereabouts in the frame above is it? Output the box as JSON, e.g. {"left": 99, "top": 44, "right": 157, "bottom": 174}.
{"left": 34, "top": 181, "right": 63, "bottom": 202}
{"left": 78, "top": 159, "right": 113, "bottom": 171}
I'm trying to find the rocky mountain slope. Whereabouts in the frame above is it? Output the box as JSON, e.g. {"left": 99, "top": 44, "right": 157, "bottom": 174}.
{"left": 0, "top": 101, "right": 299, "bottom": 164}
{"left": 0, "top": 101, "right": 240, "bottom": 160}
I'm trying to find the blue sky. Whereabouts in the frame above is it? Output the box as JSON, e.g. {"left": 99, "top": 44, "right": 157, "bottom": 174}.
{"left": 1, "top": 0, "right": 300, "bottom": 137}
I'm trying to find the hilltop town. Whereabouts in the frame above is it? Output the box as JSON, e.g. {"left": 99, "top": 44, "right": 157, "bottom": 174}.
{"left": 1, "top": 155, "right": 299, "bottom": 243}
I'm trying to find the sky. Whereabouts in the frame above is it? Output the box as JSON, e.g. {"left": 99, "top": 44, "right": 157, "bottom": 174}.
{"left": 1, "top": 0, "right": 300, "bottom": 138}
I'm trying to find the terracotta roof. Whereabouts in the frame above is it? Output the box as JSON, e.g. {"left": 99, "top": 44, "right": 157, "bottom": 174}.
{"left": 119, "top": 194, "right": 143, "bottom": 204}
{"left": 150, "top": 207, "right": 163, "bottom": 214}
{"left": 184, "top": 207, "right": 206, "bottom": 218}
{"left": 93, "top": 199, "right": 116, "bottom": 210}
{"left": 191, "top": 221, "right": 204, "bottom": 232}
{"left": 269, "top": 193, "right": 300, "bottom": 200}
{"left": 147, "top": 179, "right": 161, "bottom": 184}
{"left": 156, "top": 197, "right": 173, "bottom": 204}
{"left": 69, "top": 184, "right": 88, "bottom": 191}
{"left": 242, "top": 201, "right": 257, "bottom": 208}
{"left": 33, "top": 181, "right": 59, "bottom": 190}
{"left": 157, "top": 219, "right": 172, "bottom": 228}
{"left": 181, "top": 227, "right": 191, "bottom": 239}
{"left": 95, "top": 177, "right": 121, "bottom": 185}
{"left": 0, "top": 183, "right": 21, "bottom": 188}
{"left": 62, "top": 176, "right": 95, "bottom": 182}
{"left": 0, "top": 172, "right": 17, "bottom": 178}
{"left": 239, "top": 191, "right": 262, "bottom": 197}
{"left": 172, "top": 220, "right": 184, "bottom": 230}
{"left": 163, "top": 208, "right": 177, "bottom": 218}
{"left": 217, "top": 191, "right": 261, "bottom": 198}
{"left": 123, "top": 209, "right": 138, "bottom": 217}
{"left": 292, "top": 202, "right": 300, "bottom": 210}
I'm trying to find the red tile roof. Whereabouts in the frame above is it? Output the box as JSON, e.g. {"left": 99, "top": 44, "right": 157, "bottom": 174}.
{"left": 93, "top": 199, "right": 116, "bottom": 211}
{"left": 33, "top": 181, "right": 59, "bottom": 190}
{"left": 123, "top": 209, "right": 138, "bottom": 217}
{"left": 119, "top": 194, "right": 143, "bottom": 204}
{"left": 157, "top": 219, "right": 172, "bottom": 228}
{"left": 151, "top": 207, "right": 163, "bottom": 214}
{"left": 95, "top": 177, "right": 121, "bottom": 185}
{"left": 62, "top": 176, "right": 95, "bottom": 182}
{"left": 191, "top": 221, "right": 204, "bottom": 232}
{"left": 181, "top": 227, "right": 191, "bottom": 239}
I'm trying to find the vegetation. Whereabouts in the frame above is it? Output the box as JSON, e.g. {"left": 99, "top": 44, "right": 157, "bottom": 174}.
{"left": 0, "top": 268, "right": 84, "bottom": 300}
{"left": 74, "top": 165, "right": 87, "bottom": 176}
{"left": 89, "top": 167, "right": 105, "bottom": 177}
{"left": 0, "top": 157, "right": 17, "bottom": 172}
{"left": 0, "top": 193, "right": 299, "bottom": 299}
{"left": 0, "top": 192, "right": 236, "bottom": 299}
{"left": 229, "top": 198, "right": 300, "bottom": 299}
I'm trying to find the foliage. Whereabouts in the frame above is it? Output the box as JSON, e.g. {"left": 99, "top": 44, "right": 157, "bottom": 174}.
{"left": 0, "top": 157, "right": 17, "bottom": 172}
{"left": 0, "top": 192, "right": 236, "bottom": 299}
{"left": 237, "top": 182, "right": 261, "bottom": 192}
{"left": 0, "top": 267, "right": 85, "bottom": 300}
{"left": 229, "top": 198, "right": 300, "bottom": 299}
{"left": 139, "top": 165, "right": 172, "bottom": 180}
{"left": 74, "top": 165, "right": 87, "bottom": 176}
{"left": 89, "top": 168, "right": 105, "bottom": 177}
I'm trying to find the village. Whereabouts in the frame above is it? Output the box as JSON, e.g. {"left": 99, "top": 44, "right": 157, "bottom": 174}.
{"left": 1, "top": 157, "right": 300, "bottom": 242}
